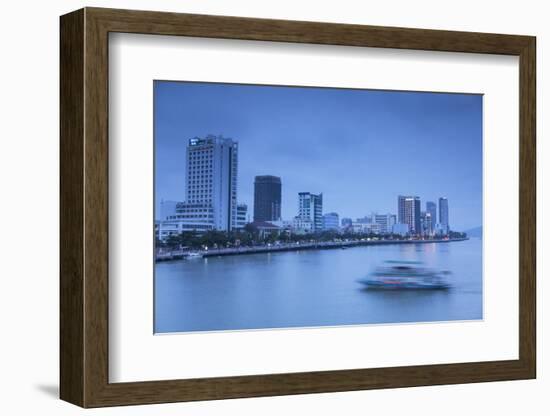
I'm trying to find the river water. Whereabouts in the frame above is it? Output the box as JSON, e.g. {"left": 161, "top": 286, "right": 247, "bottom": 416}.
{"left": 154, "top": 238, "right": 482, "bottom": 333}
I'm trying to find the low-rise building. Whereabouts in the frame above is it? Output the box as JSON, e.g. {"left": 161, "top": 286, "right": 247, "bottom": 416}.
{"left": 249, "top": 221, "right": 281, "bottom": 238}
{"left": 341, "top": 217, "right": 353, "bottom": 230}
{"left": 159, "top": 200, "right": 178, "bottom": 221}
{"left": 322, "top": 212, "right": 340, "bottom": 231}
{"left": 236, "top": 204, "right": 248, "bottom": 230}
{"left": 352, "top": 221, "right": 382, "bottom": 234}
{"left": 372, "top": 213, "right": 397, "bottom": 234}
{"left": 293, "top": 216, "right": 314, "bottom": 234}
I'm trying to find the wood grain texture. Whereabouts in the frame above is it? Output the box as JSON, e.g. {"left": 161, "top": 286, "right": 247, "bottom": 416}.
{"left": 59, "top": 7, "right": 537, "bottom": 408}
{"left": 518, "top": 38, "right": 536, "bottom": 375}
{"left": 59, "top": 8, "right": 84, "bottom": 407}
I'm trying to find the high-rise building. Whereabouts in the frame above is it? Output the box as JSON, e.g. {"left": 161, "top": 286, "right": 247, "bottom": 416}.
{"left": 397, "top": 195, "right": 421, "bottom": 235}
{"left": 298, "top": 192, "right": 323, "bottom": 231}
{"left": 397, "top": 195, "right": 407, "bottom": 225}
{"left": 439, "top": 197, "right": 449, "bottom": 234}
{"left": 156, "top": 135, "right": 243, "bottom": 239}
{"left": 183, "top": 134, "right": 238, "bottom": 231}
{"left": 322, "top": 212, "right": 340, "bottom": 231}
{"left": 253, "top": 175, "right": 282, "bottom": 222}
{"left": 426, "top": 201, "right": 437, "bottom": 234}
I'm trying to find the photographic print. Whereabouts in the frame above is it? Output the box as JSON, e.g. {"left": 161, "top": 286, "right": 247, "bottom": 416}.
{"left": 154, "top": 81, "right": 483, "bottom": 334}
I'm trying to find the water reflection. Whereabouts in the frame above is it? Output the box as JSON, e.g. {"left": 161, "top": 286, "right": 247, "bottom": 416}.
{"left": 155, "top": 239, "right": 482, "bottom": 333}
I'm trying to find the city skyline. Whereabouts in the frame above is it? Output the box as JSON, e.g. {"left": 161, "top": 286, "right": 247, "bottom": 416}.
{"left": 158, "top": 135, "right": 456, "bottom": 236}
{"left": 155, "top": 81, "right": 482, "bottom": 230}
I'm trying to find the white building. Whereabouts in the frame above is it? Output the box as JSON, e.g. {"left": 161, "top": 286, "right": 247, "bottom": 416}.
{"left": 352, "top": 221, "right": 382, "bottom": 234}
{"left": 159, "top": 201, "right": 215, "bottom": 238}
{"left": 158, "top": 135, "right": 239, "bottom": 239}
{"left": 186, "top": 135, "right": 238, "bottom": 231}
{"left": 297, "top": 192, "right": 323, "bottom": 231}
{"left": 236, "top": 204, "right": 248, "bottom": 230}
{"left": 157, "top": 219, "right": 186, "bottom": 240}
{"left": 372, "top": 213, "right": 397, "bottom": 234}
{"left": 293, "top": 216, "right": 314, "bottom": 233}
{"left": 398, "top": 195, "right": 421, "bottom": 234}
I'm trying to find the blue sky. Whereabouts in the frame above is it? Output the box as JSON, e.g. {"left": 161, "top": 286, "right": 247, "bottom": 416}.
{"left": 154, "top": 81, "right": 482, "bottom": 231}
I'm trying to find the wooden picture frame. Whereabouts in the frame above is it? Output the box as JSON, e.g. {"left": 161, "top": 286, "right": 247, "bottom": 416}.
{"left": 60, "top": 7, "right": 536, "bottom": 408}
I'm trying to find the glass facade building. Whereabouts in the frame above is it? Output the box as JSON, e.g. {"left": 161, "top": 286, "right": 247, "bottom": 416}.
{"left": 322, "top": 212, "right": 340, "bottom": 231}
{"left": 253, "top": 175, "right": 282, "bottom": 222}
{"left": 426, "top": 201, "right": 437, "bottom": 234}
{"left": 439, "top": 197, "right": 450, "bottom": 234}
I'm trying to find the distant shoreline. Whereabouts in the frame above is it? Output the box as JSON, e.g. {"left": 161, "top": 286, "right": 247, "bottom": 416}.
{"left": 156, "top": 237, "right": 469, "bottom": 262}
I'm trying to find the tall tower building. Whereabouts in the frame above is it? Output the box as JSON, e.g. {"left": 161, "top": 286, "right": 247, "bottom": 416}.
{"left": 397, "top": 195, "right": 407, "bottom": 225}
{"left": 185, "top": 135, "right": 238, "bottom": 231}
{"left": 426, "top": 201, "right": 437, "bottom": 234}
{"left": 439, "top": 197, "right": 449, "bottom": 234}
{"left": 253, "top": 175, "right": 282, "bottom": 222}
{"left": 397, "top": 195, "right": 421, "bottom": 235}
{"left": 298, "top": 192, "right": 323, "bottom": 231}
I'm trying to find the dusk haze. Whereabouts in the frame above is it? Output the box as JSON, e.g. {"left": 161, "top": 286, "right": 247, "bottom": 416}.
{"left": 153, "top": 80, "right": 483, "bottom": 334}
{"left": 154, "top": 81, "right": 482, "bottom": 231}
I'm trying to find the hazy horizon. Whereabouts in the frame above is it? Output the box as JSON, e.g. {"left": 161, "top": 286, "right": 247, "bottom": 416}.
{"left": 154, "top": 81, "right": 483, "bottom": 231}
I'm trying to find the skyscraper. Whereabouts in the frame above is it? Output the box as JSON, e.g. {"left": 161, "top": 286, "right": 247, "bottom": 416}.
{"left": 184, "top": 134, "right": 238, "bottom": 231}
{"left": 439, "top": 197, "right": 449, "bottom": 234}
{"left": 397, "top": 195, "right": 421, "bottom": 235}
{"left": 426, "top": 201, "right": 437, "bottom": 234}
{"left": 253, "top": 175, "right": 282, "bottom": 222}
{"left": 298, "top": 192, "right": 323, "bottom": 231}
{"left": 397, "top": 195, "right": 407, "bottom": 225}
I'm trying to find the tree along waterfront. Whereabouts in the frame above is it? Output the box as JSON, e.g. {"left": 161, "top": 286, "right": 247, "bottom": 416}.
{"left": 156, "top": 225, "right": 467, "bottom": 252}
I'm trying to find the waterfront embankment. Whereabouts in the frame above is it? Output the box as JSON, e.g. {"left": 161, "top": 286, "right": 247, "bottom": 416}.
{"left": 155, "top": 237, "right": 469, "bottom": 262}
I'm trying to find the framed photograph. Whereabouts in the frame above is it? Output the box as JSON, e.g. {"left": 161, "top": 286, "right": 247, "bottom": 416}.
{"left": 60, "top": 7, "right": 536, "bottom": 407}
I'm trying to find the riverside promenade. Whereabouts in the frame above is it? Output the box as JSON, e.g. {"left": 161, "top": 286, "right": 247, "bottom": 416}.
{"left": 155, "top": 237, "right": 468, "bottom": 262}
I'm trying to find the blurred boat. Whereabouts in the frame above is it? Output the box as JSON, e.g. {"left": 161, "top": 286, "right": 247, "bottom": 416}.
{"left": 186, "top": 251, "right": 203, "bottom": 259}
{"left": 358, "top": 260, "right": 451, "bottom": 290}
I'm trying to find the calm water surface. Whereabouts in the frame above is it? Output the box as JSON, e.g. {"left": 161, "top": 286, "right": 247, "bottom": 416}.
{"left": 155, "top": 238, "right": 482, "bottom": 333}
